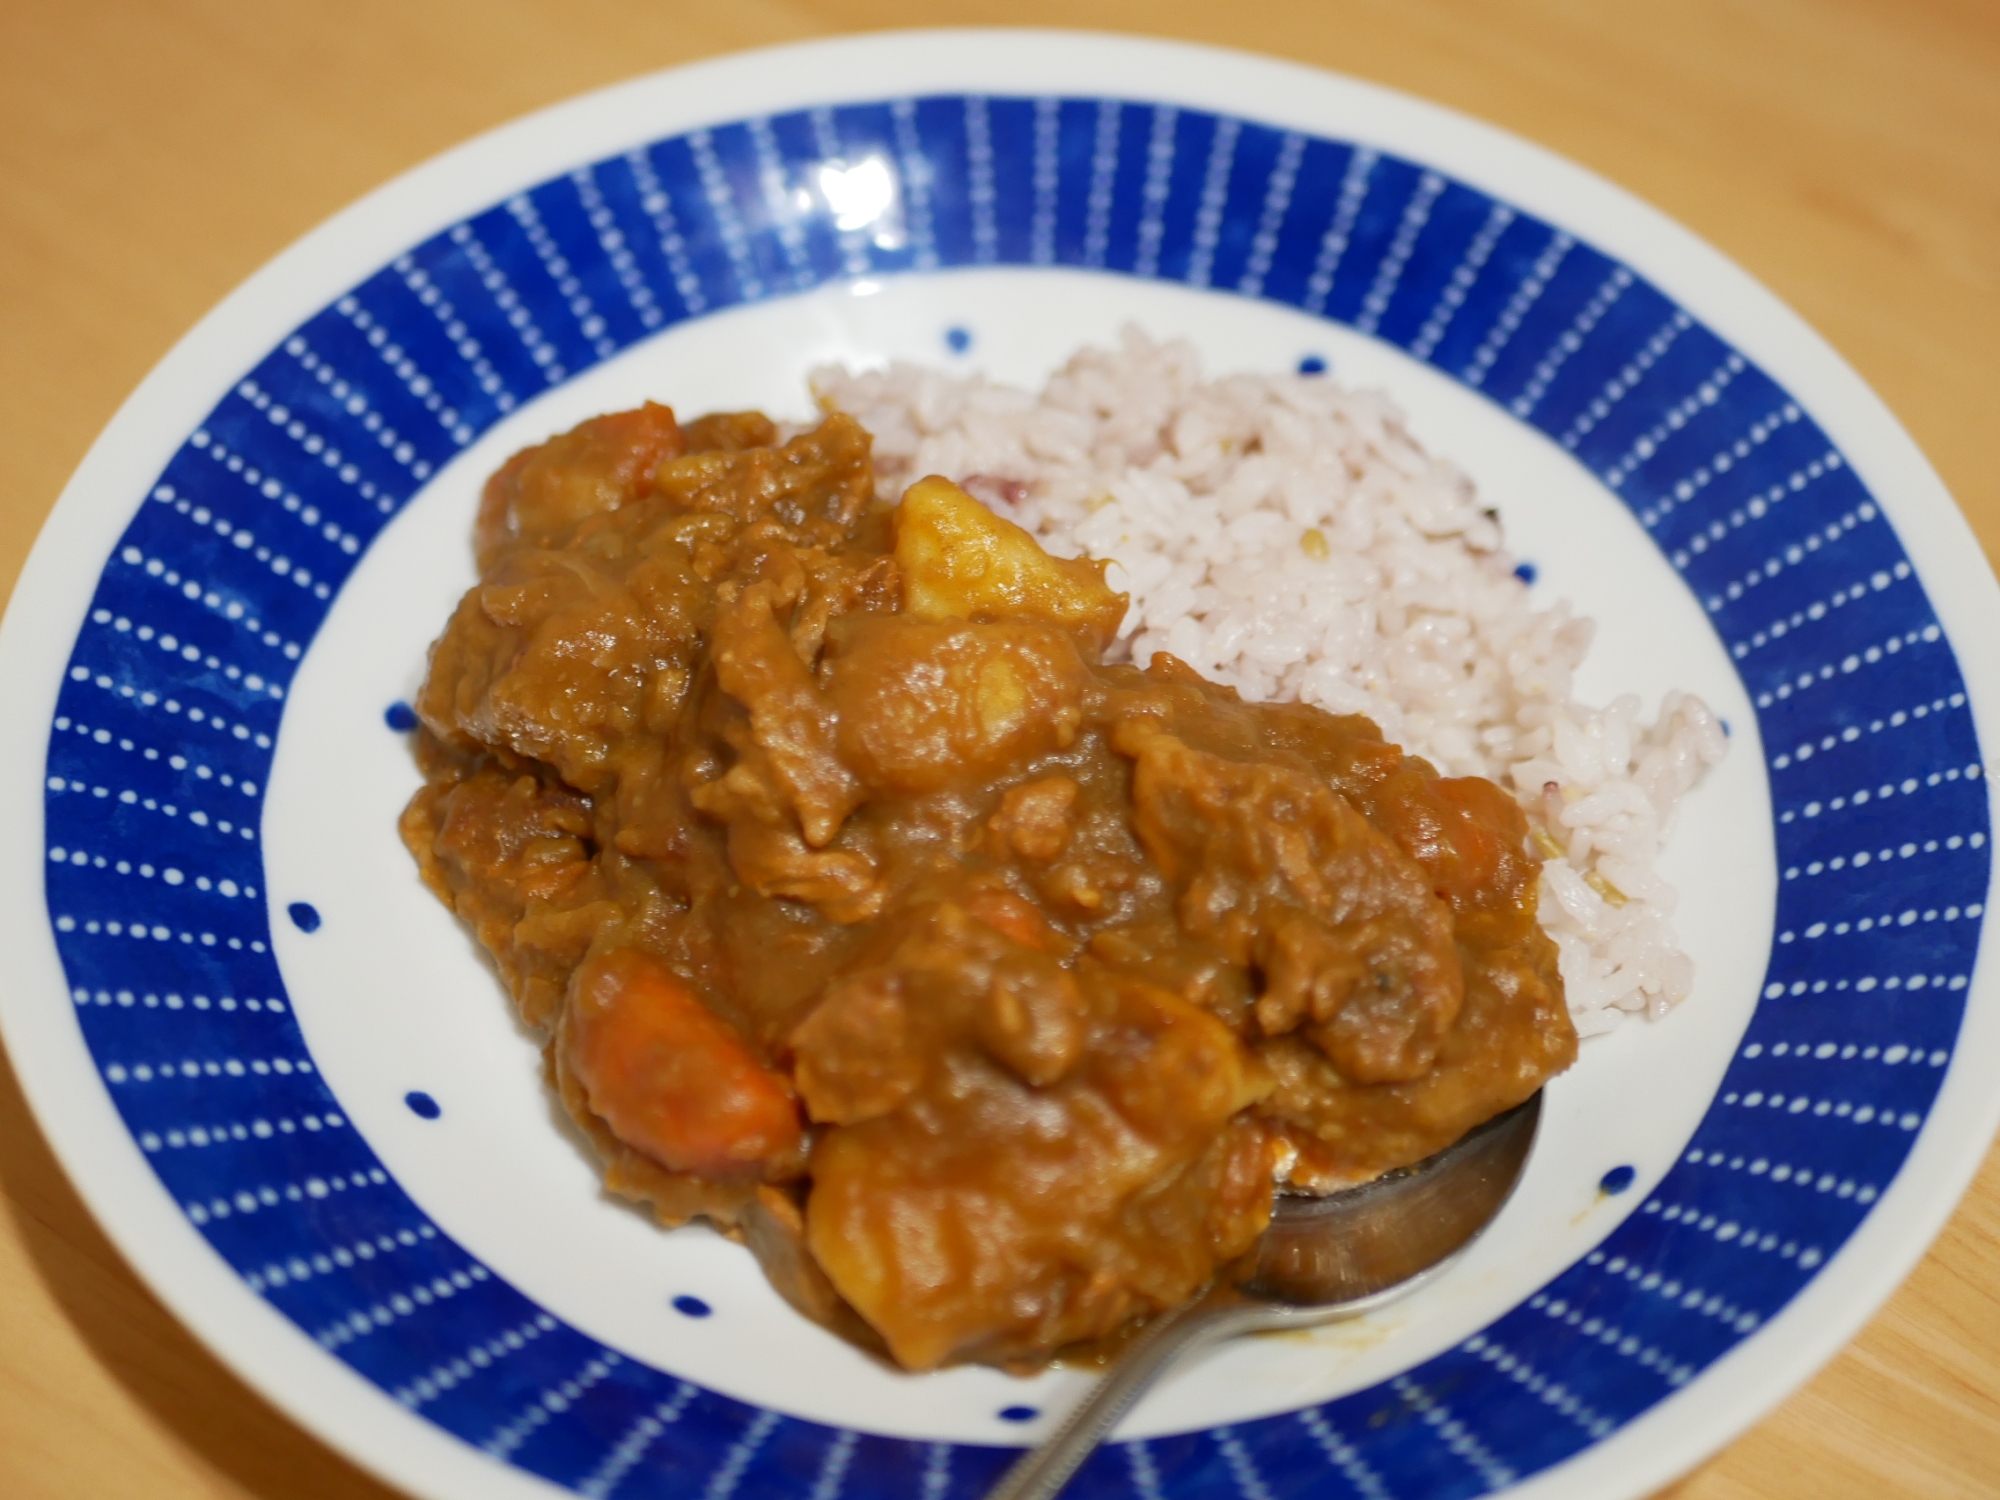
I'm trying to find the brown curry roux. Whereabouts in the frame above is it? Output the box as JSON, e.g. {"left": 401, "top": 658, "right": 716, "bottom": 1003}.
{"left": 401, "top": 404, "right": 1575, "bottom": 1371}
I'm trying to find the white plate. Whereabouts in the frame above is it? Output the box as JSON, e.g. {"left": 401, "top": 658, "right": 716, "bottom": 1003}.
{"left": 3, "top": 28, "right": 1996, "bottom": 1500}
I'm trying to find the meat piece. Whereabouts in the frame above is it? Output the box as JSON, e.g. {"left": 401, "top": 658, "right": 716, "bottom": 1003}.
{"left": 721, "top": 821, "right": 884, "bottom": 925}
{"left": 415, "top": 546, "right": 701, "bottom": 796}
{"left": 707, "top": 578, "right": 861, "bottom": 847}
{"left": 1117, "top": 721, "right": 1463, "bottom": 1083}
{"left": 789, "top": 968, "right": 929, "bottom": 1125}
{"left": 653, "top": 411, "right": 875, "bottom": 536}
{"left": 400, "top": 751, "right": 605, "bottom": 1032}
{"left": 987, "top": 775, "right": 1081, "bottom": 861}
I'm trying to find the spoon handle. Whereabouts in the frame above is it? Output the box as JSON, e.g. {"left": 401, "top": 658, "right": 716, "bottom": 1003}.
{"left": 985, "top": 1292, "right": 1270, "bottom": 1500}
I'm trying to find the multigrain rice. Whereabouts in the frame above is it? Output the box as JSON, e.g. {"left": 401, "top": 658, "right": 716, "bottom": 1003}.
{"left": 814, "top": 328, "right": 1727, "bottom": 1036}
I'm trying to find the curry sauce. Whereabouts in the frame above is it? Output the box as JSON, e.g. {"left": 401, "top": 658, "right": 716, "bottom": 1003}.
{"left": 401, "top": 404, "right": 1576, "bottom": 1371}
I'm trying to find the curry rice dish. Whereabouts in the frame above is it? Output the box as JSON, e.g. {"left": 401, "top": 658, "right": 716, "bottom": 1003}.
{"left": 401, "top": 403, "right": 1577, "bottom": 1372}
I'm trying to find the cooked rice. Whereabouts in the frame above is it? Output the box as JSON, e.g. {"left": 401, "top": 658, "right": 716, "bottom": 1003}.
{"left": 813, "top": 328, "right": 1727, "bottom": 1036}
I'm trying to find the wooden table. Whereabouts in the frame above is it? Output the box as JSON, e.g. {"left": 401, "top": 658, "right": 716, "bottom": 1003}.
{"left": 3, "top": 2, "right": 1997, "bottom": 1495}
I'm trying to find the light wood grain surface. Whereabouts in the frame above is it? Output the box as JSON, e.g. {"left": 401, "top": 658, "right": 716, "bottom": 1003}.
{"left": 3, "top": 2, "right": 1998, "bottom": 1496}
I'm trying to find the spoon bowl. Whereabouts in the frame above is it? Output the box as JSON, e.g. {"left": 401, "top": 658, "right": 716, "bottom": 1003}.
{"left": 988, "top": 1092, "right": 1545, "bottom": 1500}
{"left": 1247, "top": 1090, "right": 1546, "bottom": 1305}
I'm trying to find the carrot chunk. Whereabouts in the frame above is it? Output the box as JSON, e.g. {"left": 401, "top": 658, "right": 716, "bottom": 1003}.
{"left": 566, "top": 949, "right": 804, "bottom": 1179}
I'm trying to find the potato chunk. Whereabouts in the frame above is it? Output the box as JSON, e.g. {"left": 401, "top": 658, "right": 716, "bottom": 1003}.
{"left": 894, "top": 476, "right": 1126, "bottom": 650}
{"left": 823, "top": 615, "right": 1088, "bottom": 795}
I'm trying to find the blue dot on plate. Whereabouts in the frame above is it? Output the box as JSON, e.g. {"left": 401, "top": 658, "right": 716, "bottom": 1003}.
{"left": 999, "top": 1405, "right": 1039, "bottom": 1423}
{"left": 945, "top": 325, "right": 972, "bottom": 354}
{"left": 672, "top": 1295, "right": 712, "bottom": 1318}
{"left": 287, "top": 902, "right": 321, "bottom": 933}
{"left": 404, "top": 1091, "right": 441, "bottom": 1119}
{"left": 385, "top": 700, "right": 419, "bottom": 731}
{"left": 1513, "top": 561, "right": 1538, "bottom": 585}
{"left": 1297, "top": 354, "right": 1328, "bottom": 375}
{"left": 1600, "top": 1164, "right": 1637, "bottom": 1195}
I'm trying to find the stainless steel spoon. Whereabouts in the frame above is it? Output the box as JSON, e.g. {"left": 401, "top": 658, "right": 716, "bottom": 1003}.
{"left": 986, "top": 1091, "right": 1544, "bottom": 1500}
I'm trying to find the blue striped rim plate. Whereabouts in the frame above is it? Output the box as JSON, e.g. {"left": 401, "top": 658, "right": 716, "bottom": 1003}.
{"left": 3, "top": 29, "right": 1996, "bottom": 1500}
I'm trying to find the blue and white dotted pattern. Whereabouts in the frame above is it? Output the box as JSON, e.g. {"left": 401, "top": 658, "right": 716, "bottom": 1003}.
{"left": 43, "top": 95, "right": 1988, "bottom": 1498}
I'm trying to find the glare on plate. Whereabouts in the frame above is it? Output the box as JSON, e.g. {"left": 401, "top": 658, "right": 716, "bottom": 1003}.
{"left": 816, "top": 157, "right": 899, "bottom": 239}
